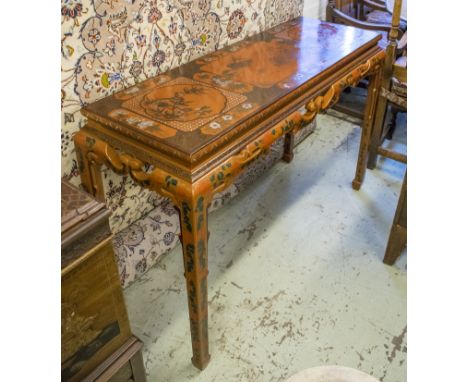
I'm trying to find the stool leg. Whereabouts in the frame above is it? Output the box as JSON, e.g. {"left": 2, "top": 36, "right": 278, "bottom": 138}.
{"left": 352, "top": 71, "right": 380, "bottom": 190}
{"left": 383, "top": 224, "right": 407, "bottom": 265}
{"left": 367, "top": 93, "right": 388, "bottom": 170}
{"left": 282, "top": 132, "right": 295, "bottom": 163}
{"left": 383, "top": 172, "right": 407, "bottom": 265}
{"left": 385, "top": 107, "right": 398, "bottom": 140}
{"left": 177, "top": 195, "right": 211, "bottom": 370}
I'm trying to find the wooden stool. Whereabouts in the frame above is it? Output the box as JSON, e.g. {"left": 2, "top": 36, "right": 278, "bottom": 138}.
{"left": 286, "top": 366, "right": 379, "bottom": 382}
{"left": 352, "top": 0, "right": 406, "bottom": 190}
{"left": 285, "top": 366, "right": 380, "bottom": 382}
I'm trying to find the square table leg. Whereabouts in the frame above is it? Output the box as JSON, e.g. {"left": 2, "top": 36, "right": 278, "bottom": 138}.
{"left": 75, "top": 129, "right": 212, "bottom": 370}
{"left": 176, "top": 195, "right": 211, "bottom": 370}
{"left": 352, "top": 67, "right": 383, "bottom": 190}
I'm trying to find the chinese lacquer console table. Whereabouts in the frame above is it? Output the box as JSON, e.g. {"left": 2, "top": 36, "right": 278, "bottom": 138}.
{"left": 74, "top": 17, "right": 385, "bottom": 370}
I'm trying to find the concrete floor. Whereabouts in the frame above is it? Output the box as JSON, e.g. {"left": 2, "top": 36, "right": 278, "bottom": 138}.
{"left": 124, "top": 109, "right": 407, "bottom": 382}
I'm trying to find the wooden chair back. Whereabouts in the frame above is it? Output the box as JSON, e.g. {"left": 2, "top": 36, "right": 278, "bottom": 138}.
{"left": 336, "top": 0, "right": 357, "bottom": 16}
{"left": 364, "top": 0, "right": 407, "bottom": 177}
{"left": 326, "top": 0, "right": 393, "bottom": 36}
{"left": 383, "top": 0, "right": 404, "bottom": 81}
{"left": 351, "top": 0, "right": 407, "bottom": 189}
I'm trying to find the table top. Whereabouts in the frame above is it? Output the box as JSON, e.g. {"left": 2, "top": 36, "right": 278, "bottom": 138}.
{"left": 82, "top": 17, "right": 381, "bottom": 164}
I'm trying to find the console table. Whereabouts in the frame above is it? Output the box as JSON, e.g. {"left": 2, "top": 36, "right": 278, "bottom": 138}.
{"left": 74, "top": 17, "right": 385, "bottom": 370}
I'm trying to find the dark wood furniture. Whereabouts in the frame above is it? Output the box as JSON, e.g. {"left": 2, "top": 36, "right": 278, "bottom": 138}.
{"left": 325, "top": 0, "right": 406, "bottom": 120}
{"left": 383, "top": 171, "right": 407, "bottom": 265}
{"left": 350, "top": 1, "right": 407, "bottom": 265}
{"left": 358, "top": 0, "right": 407, "bottom": 29}
{"left": 326, "top": 0, "right": 396, "bottom": 42}
{"left": 74, "top": 17, "right": 385, "bottom": 370}
{"left": 368, "top": 49, "right": 406, "bottom": 164}
{"left": 352, "top": 0, "right": 406, "bottom": 187}
{"left": 61, "top": 180, "right": 146, "bottom": 382}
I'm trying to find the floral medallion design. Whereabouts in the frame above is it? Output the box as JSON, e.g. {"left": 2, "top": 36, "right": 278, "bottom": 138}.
{"left": 62, "top": 0, "right": 304, "bottom": 287}
{"left": 139, "top": 84, "right": 226, "bottom": 122}
{"left": 115, "top": 77, "right": 248, "bottom": 133}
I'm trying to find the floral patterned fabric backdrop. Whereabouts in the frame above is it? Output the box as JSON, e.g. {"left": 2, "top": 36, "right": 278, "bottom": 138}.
{"left": 61, "top": 0, "right": 306, "bottom": 286}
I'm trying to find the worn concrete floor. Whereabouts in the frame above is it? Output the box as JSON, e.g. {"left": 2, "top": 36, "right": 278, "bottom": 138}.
{"left": 124, "top": 109, "right": 407, "bottom": 382}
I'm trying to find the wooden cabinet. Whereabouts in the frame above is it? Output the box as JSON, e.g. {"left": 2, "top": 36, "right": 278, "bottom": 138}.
{"left": 61, "top": 180, "right": 146, "bottom": 381}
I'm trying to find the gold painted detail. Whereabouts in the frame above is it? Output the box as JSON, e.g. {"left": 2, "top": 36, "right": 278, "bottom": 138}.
{"left": 74, "top": 129, "right": 190, "bottom": 204}
{"left": 199, "top": 112, "right": 303, "bottom": 196}
{"left": 61, "top": 302, "right": 100, "bottom": 362}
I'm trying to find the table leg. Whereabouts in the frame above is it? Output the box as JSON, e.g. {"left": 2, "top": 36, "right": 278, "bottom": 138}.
{"left": 352, "top": 70, "right": 381, "bottom": 190}
{"left": 75, "top": 129, "right": 212, "bottom": 369}
{"left": 177, "top": 195, "right": 211, "bottom": 370}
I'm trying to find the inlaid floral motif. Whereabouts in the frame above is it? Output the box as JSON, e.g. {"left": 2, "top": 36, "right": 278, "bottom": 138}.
{"left": 116, "top": 77, "right": 248, "bottom": 133}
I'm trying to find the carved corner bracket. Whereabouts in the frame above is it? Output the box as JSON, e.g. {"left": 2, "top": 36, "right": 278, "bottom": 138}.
{"left": 302, "top": 51, "right": 385, "bottom": 124}
{"left": 74, "top": 129, "right": 191, "bottom": 206}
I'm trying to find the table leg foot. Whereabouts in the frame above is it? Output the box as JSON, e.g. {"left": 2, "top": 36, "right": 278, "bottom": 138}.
{"left": 191, "top": 351, "right": 211, "bottom": 371}
{"left": 352, "top": 179, "right": 361, "bottom": 191}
